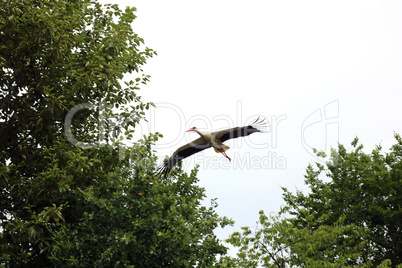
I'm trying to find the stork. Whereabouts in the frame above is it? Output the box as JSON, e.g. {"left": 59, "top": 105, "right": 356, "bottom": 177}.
{"left": 157, "top": 117, "right": 268, "bottom": 177}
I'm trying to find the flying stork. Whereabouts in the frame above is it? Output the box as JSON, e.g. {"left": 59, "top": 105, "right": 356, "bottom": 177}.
{"left": 157, "top": 117, "right": 268, "bottom": 177}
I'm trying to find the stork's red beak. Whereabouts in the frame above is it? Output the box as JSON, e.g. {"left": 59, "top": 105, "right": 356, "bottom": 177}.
{"left": 186, "top": 128, "right": 195, "bottom": 132}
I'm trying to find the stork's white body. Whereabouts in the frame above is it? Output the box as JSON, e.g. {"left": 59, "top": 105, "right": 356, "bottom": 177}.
{"left": 192, "top": 130, "right": 229, "bottom": 154}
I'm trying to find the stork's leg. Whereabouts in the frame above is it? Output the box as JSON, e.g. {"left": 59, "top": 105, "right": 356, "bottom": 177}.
{"left": 219, "top": 148, "right": 231, "bottom": 162}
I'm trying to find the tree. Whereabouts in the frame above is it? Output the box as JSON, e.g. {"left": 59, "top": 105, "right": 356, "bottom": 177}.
{"left": 0, "top": 0, "right": 232, "bottom": 266}
{"left": 283, "top": 135, "right": 402, "bottom": 266}
{"left": 221, "top": 207, "right": 373, "bottom": 267}
{"left": 223, "top": 135, "right": 402, "bottom": 267}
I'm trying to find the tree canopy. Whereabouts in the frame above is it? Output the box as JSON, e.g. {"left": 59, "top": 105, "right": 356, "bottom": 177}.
{"left": 222, "top": 135, "right": 402, "bottom": 267}
{"left": 0, "top": 0, "right": 232, "bottom": 266}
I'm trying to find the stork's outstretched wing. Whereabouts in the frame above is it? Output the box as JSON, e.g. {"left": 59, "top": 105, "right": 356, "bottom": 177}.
{"left": 157, "top": 137, "right": 210, "bottom": 177}
{"left": 215, "top": 117, "right": 268, "bottom": 143}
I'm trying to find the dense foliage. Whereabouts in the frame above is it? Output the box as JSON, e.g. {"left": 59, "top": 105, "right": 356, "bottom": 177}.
{"left": 222, "top": 136, "right": 402, "bottom": 267}
{"left": 283, "top": 135, "right": 402, "bottom": 266}
{"left": 0, "top": 1, "right": 231, "bottom": 266}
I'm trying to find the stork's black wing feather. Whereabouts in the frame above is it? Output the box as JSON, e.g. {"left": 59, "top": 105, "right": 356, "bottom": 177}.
{"left": 217, "top": 117, "right": 268, "bottom": 143}
{"left": 157, "top": 137, "right": 210, "bottom": 177}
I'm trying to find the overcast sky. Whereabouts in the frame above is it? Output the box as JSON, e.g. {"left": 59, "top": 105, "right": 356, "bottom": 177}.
{"left": 103, "top": 0, "right": 402, "bottom": 252}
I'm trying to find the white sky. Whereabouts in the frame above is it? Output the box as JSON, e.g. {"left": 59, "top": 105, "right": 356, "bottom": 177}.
{"left": 103, "top": 0, "right": 402, "bottom": 253}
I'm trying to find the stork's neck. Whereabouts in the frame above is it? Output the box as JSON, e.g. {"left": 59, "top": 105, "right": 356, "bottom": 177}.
{"left": 194, "top": 129, "right": 212, "bottom": 141}
{"left": 194, "top": 128, "right": 204, "bottom": 137}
